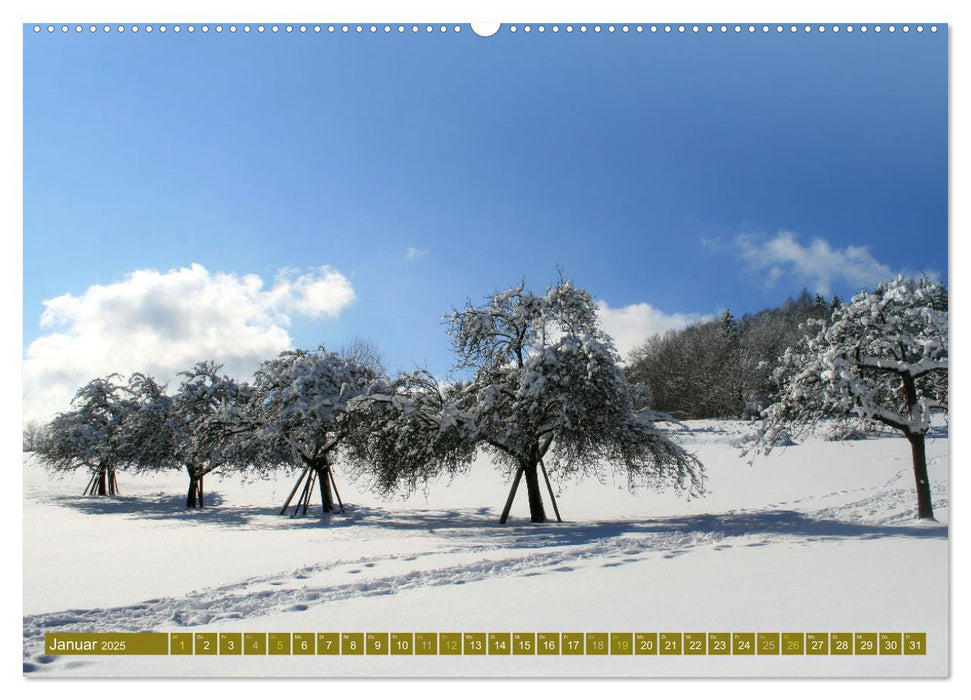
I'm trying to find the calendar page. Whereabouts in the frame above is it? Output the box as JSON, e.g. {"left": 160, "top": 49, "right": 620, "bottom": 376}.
{"left": 21, "top": 12, "right": 949, "bottom": 679}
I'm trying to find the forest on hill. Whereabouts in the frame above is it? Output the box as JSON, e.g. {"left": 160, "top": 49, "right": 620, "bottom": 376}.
{"left": 627, "top": 291, "right": 846, "bottom": 420}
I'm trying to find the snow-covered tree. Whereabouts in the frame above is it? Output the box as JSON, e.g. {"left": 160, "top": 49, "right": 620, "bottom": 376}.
{"left": 130, "top": 361, "right": 247, "bottom": 508}
{"left": 116, "top": 367, "right": 248, "bottom": 508}
{"left": 176, "top": 362, "right": 251, "bottom": 507}
{"left": 22, "top": 420, "right": 48, "bottom": 452}
{"left": 35, "top": 375, "right": 137, "bottom": 496}
{"left": 351, "top": 280, "right": 706, "bottom": 523}
{"left": 237, "top": 348, "right": 380, "bottom": 516}
{"left": 121, "top": 372, "right": 178, "bottom": 475}
{"left": 753, "top": 276, "right": 947, "bottom": 520}
{"left": 346, "top": 370, "right": 477, "bottom": 499}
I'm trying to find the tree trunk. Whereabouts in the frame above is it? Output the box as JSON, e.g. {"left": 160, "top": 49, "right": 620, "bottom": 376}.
{"left": 186, "top": 466, "right": 199, "bottom": 508}
{"left": 317, "top": 466, "right": 335, "bottom": 513}
{"left": 907, "top": 432, "right": 935, "bottom": 520}
{"left": 522, "top": 461, "right": 547, "bottom": 523}
{"left": 96, "top": 468, "right": 107, "bottom": 496}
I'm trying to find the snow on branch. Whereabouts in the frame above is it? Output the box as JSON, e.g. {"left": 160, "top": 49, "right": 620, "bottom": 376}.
{"left": 752, "top": 275, "right": 947, "bottom": 454}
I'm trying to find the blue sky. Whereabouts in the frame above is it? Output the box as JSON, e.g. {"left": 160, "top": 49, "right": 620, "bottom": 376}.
{"left": 23, "top": 24, "right": 947, "bottom": 418}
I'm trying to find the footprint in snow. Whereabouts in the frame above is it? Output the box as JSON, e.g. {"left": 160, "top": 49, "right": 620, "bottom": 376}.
{"left": 601, "top": 562, "right": 621, "bottom": 568}
{"left": 37, "top": 655, "right": 56, "bottom": 664}
{"left": 348, "top": 569, "right": 361, "bottom": 574}
{"left": 290, "top": 604, "right": 309, "bottom": 612}
{"left": 364, "top": 563, "right": 375, "bottom": 568}
{"left": 294, "top": 574, "right": 309, "bottom": 580}
{"left": 553, "top": 566, "right": 573, "bottom": 572}
{"left": 23, "top": 662, "right": 39, "bottom": 674}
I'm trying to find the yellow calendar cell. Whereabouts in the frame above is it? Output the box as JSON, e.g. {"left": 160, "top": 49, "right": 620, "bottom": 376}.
{"left": 488, "top": 633, "right": 511, "bottom": 655}
{"left": 293, "top": 633, "right": 315, "bottom": 655}
{"left": 758, "top": 633, "right": 780, "bottom": 655}
{"left": 366, "top": 633, "right": 389, "bottom": 655}
{"left": 194, "top": 633, "right": 217, "bottom": 655}
{"left": 732, "top": 633, "right": 755, "bottom": 655}
{"left": 879, "top": 633, "right": 902, "bottom": 655}
{"left": 170, "top": 633, "right": 193, "bottom": 655}
{"left": 269, "top": 633, "right": 291, "bottom": 655}
{"left": 464, "top": 633, "right": 486, "bottom": 655}
{"left": 610, "top": 632, "right": 633, "bottom": 655}
{"left": 219, "top": 633, "right": 242, "bottom": 655}
{"left": 415, "top": 633, "right": 438, "bottom": 655}
{"left": 561, "top": 633, "right": 584, "bottom": 655}
{"left": 538, "top": 633, "right": 560, "bottom": 655}
{"left": 635, "top": 633, "right": 658, "bottom": 655}
{"left": 341, "top": 633, "right": 364, "bottom": 655}
{"left": 586, "top": 633, "right": 608, "bottom": 655}
{"left": 782, "top": 633, "right": 805, "bottom": 655}
{"left": 854, "top": 633, "right": 877, "bottom": 656}
{"left": 316, "top": 633, "right": 339, "bottom": 655}
{"left": 806, "top": 633, "right": 829, "bottom": 655}
{"left": 660, "top": 632, "right": 682, "bottom": 655}
{"left": 708, "top": 633, "right": 730, "bottom": 655}
{"left": 830, "top": 633, "right": 853, "bottom": 655}
{"left": 243, "top": 633, "right": 266, "bottom": 655}
{"left": 904, "top": 633, "right": 926, "bottom": 656}
{"left": 684, "top": 633, "right": 706, "bottom": 655}
{"left": 439, "top": 633, "right": 462, "bottom": 655}
{"left": 390, "top": 633, "right": 414, "bottom": 655}
{"left": 513, "top": 633, "right": 536, "bottom": 655}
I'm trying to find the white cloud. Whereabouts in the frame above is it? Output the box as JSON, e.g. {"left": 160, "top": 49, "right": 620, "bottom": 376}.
{"left": 404, "top": 246, "right": 426, "bottom": 262}
{"left": 735, "top": 232, "right": 895, "bottom": 295}
{"left": 596, "top": 300, "right": 706, "bottom": 359}
{"left": 700, "top": 235, "right": 725, "bottom": 251}
{"left": 24, "top": 263, "right": 355, "bottom": 422}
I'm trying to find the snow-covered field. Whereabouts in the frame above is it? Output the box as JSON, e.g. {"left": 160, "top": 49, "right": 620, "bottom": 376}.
{"left": 22, "top": 420, "right": 949, "bottom": 677}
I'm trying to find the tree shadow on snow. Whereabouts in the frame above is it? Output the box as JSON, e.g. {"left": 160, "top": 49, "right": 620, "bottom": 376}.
{"left": 47, "top": 491, "right": 269, "bottom": 526}
{"left": 48, "top": 494, "right": 948, "bottom": 549}
{"left": 317, "top": 506, "right": 948, "bottom": 551}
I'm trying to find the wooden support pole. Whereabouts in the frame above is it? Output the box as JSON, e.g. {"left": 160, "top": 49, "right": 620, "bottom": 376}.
{"left": 82, "top": 471, "right": 96, "bottom": 496}
{"left": 294, "top": 473, "right": 310, "bottom": 517}
{"left": 539, "top": 458, "right": 562, "bottom": 523}
{"left": 499, "top": 467, "right": 525, "bottom": 524}
{"left": 301, "top": 470, "right": 317, "bottom": 516}
{"left": 328, "top": 468, "right": 345, "bottom": 513}
{"left": 280, "top": 467, "right": 309, "bottom": 515}
{"left": 292, "top": 470, "right": 313, "bottom": 517}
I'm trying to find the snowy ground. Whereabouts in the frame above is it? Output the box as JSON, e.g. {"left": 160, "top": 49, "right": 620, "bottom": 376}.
{"left": 22, "top": 420, "right": 949, "bottom": 677}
